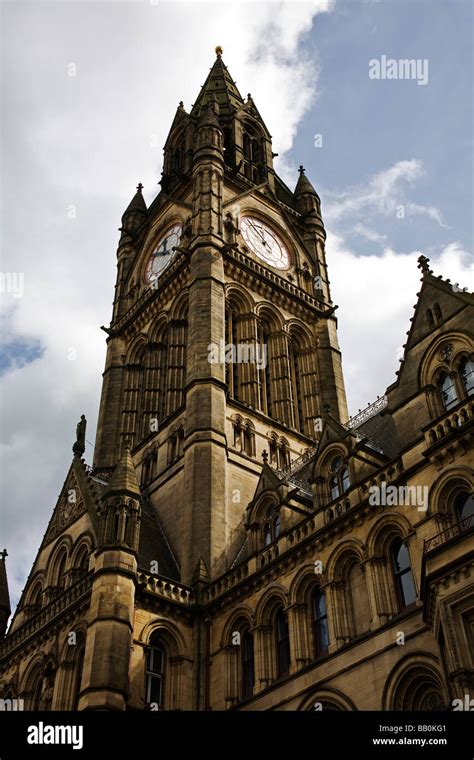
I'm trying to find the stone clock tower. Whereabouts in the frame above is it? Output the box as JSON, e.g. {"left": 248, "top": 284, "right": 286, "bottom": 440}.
{"left": 2, "top": 47, "right": 472, "bottom": 714}
{"left": 93, "top": 47, "right": 348, "bottom": 585}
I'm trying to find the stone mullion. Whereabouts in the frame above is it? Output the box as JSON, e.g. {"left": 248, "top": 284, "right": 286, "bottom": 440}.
{"left": 328, "top": 581, "right": 350, "bottom": 649}
{"left": 224, "top": 646, "right": 239, "bottom": 706}
{"left": 370, "top": 557, "right": 391, "bottom": 624}
{"left": 254, "top": 624, "right": 272, "bottom": 691}
{"left": 298, "top": 347, "right": 319, "bottom": 435}
{"left": 122, "top": 366, "right": 142, "bottom": 447}
{"left": 268, "top": 332, "right": 294, "bottom": 427}
{"left": 288, "top": 603, "right": 311, "bottom": 669}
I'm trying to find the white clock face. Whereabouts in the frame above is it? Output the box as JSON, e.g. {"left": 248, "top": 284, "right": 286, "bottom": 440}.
{"left": 144, "top": 223, "right": 182, "bottom": 284}
{"left": 240, "top": 216, "right": 290, "bottom": 269}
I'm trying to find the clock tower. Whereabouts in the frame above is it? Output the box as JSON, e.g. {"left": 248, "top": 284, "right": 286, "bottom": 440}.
{"left": 92, "top": 47, "right": 348, "bottom": 585}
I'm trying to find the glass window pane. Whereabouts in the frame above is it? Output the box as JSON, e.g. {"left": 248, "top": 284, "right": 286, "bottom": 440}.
{"left": 440, "top": 374, "right": 458, "bottom": 410}
{"left": 315, "top": 617, "right": 329, "bottom": 655}
{"left": 400, "top": 569, "right": 417, "bottom": 606}
{"left": 461, "top": 359, "right": 474, "bottom": 395}
{"left": 394, "top": 542, "right": 410, "bottom": 573}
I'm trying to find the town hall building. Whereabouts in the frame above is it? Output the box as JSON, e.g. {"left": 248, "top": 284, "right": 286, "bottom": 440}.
{"left": 0, "top": 49, "right": 473, "bottom": 712}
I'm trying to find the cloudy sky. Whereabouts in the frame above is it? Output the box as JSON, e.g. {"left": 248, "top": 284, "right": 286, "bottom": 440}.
{"left": 1, "top": 0, "right": 472, "bottom": 609}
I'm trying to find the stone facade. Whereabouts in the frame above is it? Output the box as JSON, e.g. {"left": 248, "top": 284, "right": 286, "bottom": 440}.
{"left": 0, "top": 51, "right": 473, "bottom": 712}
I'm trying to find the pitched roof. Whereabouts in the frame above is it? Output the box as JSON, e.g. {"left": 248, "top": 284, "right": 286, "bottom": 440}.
{"left": 137, "top": 499, "right": 180, "bottom": 581}
{"left": 356, "top": 412, "right": 402, "bottom": 459}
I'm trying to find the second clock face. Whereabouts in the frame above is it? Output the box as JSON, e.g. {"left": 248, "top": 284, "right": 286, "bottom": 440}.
{"left": 240, "top": 216, "right": 290, "bottom": 269}
{"left": 144, "top": 223, "right": 182, "bottom": 284}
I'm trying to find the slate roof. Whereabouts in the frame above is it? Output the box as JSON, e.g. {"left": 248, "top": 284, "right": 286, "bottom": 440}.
{"left": 356, "top": 411, "right": 402, "bottom": 459}
{"left": 137, "top": 498, "right": 180, "bottom": 582}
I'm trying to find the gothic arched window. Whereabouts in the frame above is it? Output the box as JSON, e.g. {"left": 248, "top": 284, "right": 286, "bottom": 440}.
{"left": 391, "top": 539, "right": 416, "bottom": 610}
{"left": 275, "top": 609, "right": 290, "bottom": 678}
{"left": 289, "top": 341, "right": 304, "bottom": 432}
{"left": 242, "top": 123, "right": 264, "bottom": 183}
{"left": 460, "top": 357, "right": 474, "bottom": 397}
{"left": 328, "top": 456, "right": 350, "bottom": 501}
{"left": 439, "top": 372, "right": 458, "bottom": 411}
{"left": 312, "top": 587, "right": 329, "bottom": 657}
{"left": 243, "top": 422, "right": 255, "bottom": 457}
{"left": 53, "top": 549, "right": 68, "bottom": 589}
{"left": 146, "top": 637, "right": 166, "bottom": 709}
{"left": 433, "top": 303, "right": 442, "bottom": 322}
{"left": 263, "top": 506, "right": 281, "bottom": 547}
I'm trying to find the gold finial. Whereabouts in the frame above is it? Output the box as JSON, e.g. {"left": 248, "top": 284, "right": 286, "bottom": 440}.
{"left": 215, "top": 45, "right": 223, "bottom": 57}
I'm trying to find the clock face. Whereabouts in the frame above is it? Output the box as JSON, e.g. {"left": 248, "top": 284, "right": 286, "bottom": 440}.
{"left": 144, "top": 223, "right": 182, "bottom": 284}
{"left": 240, "top": 216, "right": 290, "bottom": 269}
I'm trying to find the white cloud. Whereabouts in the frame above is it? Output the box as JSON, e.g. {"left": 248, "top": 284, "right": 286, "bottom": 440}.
{"left": 325, "top": 159, "right": 447, "bottom": 228}
{"left": 328, "top": 232, "right": 474, "bottom": 417}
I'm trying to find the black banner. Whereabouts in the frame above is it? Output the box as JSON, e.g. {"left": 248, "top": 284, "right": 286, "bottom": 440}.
{"left": 0, "top": 710, "right": 472, "bottom": 758}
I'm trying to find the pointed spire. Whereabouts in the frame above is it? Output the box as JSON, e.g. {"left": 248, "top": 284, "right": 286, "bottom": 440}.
{"left": 191, "top": 48, "right": 244, "bottom": 118}
{"left": 192, "top": 555, "right": 209, "bottom": 585}
{"left": 122, "top": 183, "right": 147, "bottom": 220}
{"left": 0, "top": 549, "right": 11, "bottom": 638}
{"left": 294, "top": 165, "right": 319, "bottom": 198}
{"left": 106, "top": 446, "right": 141, "bottom": 498}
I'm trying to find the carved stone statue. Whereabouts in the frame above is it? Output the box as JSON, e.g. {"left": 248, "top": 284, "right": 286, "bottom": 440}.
{"left": 73, "top": 414, "right": 87, "bottom": 457}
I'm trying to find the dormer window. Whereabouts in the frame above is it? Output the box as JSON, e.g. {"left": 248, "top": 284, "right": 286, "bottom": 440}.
{"left": 328, "top": 456, "right": 350, "bottom": 501}
{"left": 263, "top": 506, "right": 281, "bottom": 546}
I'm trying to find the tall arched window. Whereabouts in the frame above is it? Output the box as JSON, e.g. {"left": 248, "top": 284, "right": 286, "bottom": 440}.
{"left": 263, "top": 506, "right": 281, "bottom": 547}
{"left": 426, "top": 309, "right": 435, "bottom": 329}
{"left": 74, "top": 545, "right": 89, "bottom": 578}
{"left": 275, "top": 609, "right": 290, "bottom": 678}
{"left": 391, "top": 539, "right": 416, "bottom": 610}
{"left": 312, "top": 587, "right": 329, "bottom": 657}
{"left": 243, "top": 423, "right": 255, "bottom": 457}
{"left": 54, "top": 549, "right": 68, "bottom": 589}
{"left": 241, "top": 629, "right": 255, "bottom": 698}
{"left": 433, "top": 303, "right": 442, "bottom": 322}
{"left": 460, "top": 357, "right": 474, "bottom": 396}
{"left": 439, "top": 372, "right": 458, "bottom": 410}
{"left": 242, "top": 123, "right": 264, "bottom": 183}
{"left": 146, "top": 637, "right": 166, "bottom": 709}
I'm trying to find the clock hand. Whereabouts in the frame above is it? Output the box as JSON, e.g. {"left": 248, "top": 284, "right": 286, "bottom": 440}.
{"left": 247, "top": 220, "right": 268, "bottom": 246}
